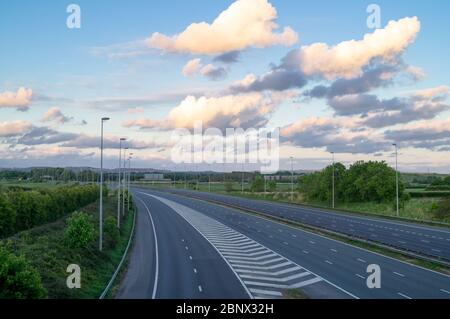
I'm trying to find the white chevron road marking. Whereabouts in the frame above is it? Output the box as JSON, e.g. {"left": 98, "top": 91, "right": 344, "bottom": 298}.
{"left": 142, "top": 193, "right": 355, "bottom": 299}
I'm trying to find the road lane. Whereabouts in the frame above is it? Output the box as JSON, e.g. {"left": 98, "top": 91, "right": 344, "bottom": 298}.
{"left": 116, "top": 191, "right": 249, "bottom": 299}
{"left": 166, "top": 189, "right": 450, "bottom": 262}
{"left": 138, "top": 188, "right": 450, "bottom": 299}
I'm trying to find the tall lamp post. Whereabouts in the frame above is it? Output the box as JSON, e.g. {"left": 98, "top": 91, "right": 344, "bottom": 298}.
{"left": 127, "top": 154, "right": 133, "bottom": 212}
{"left": 331, "top": 152, "right": 335, "bottom": 209}
{"left": 290, "top": 156, "right": 294, "bottom": 202}
{"left": 117, "top": 138, "right": 126, "bottom": 228}
{"left": 99, "top": 117, "right": 110, "bottom": 251}
{"left": 241, "top": 163, "right": 244, "bottom": 194}
{"left": 393, "top": 143, "right": 399, "bottom": 217}
{"left": 122, "top": 147, "right": 129, "bottom": 216}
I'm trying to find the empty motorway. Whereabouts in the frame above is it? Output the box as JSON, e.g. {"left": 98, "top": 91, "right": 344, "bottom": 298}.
{"left": 166, "top": 189, "right": 450, "bottom": 263}
{"left": 117, "top": 188, "right": 450, "bottom": 299}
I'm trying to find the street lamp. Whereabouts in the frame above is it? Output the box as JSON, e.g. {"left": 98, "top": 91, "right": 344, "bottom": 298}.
{"left": 290, "top": 157, "right": 295, "bottom": 202}
{"left": 122, "top": 147, "right": 129, "bottom": 216}
{"left": 393, "top": 143, "right": 399, "bottom": 217}
{"left": 117, "top": 138, "right": 126, "bottom": 228}
{"left": 331, "top": 152, "right": 335, "bottom": 209}
{"left": 127, "top": 154, "right": 133, "bottom": 212}
{"left": 241, "top": 163, "right": 244, "bottom": 194}
{"left": 99, "top": 117, "right": 110, "bottom": 251}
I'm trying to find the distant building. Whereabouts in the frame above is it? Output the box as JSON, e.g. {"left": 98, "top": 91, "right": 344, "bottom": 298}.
{"left": 143, "top": 173, "right": 165, "bottom": 181}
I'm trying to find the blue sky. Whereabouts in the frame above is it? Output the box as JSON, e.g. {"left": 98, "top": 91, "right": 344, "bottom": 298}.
{"left": 1, "top": 0, "right": 449, "bottom": 172}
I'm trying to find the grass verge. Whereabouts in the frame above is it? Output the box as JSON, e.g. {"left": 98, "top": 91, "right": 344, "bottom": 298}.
{"left": 1, "top": 192, "right": 135, "bottom": 298}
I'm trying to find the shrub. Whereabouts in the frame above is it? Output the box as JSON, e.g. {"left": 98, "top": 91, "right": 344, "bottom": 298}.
{"left": 225, "top": 182, "right": 234, "bottom": 192}
{"left": 64, "top": 212, "right": 96, "bottom": 249}
{"left": 0, "top": 194, "right": 16, "bottom": 238}
{"left": 2, "top": 184, "right": 99, "bottom": 237}
{"left": 434, "top": 198, "right": 450, "bottom": 220}
{"left": 251, "top": 176, "right": 264, "bottom": 192}
{"left": 0, "top": 244, "right": 47, "bottom": 299}
{"left": 103, "top": 216, "right": 119, "bottom": 248}
{"left": 267, "top": 180, "right": 277, "bottom": 192}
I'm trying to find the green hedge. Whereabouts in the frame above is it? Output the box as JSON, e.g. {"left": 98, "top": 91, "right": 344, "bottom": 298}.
{"left": 0, "top": 185, "right": 101, "bottom": 238}
{"left": 409, "top": 191, "right": 450, "bottom": 198}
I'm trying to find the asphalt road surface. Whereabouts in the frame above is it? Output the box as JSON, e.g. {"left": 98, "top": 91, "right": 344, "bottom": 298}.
{"left": 166, "top": 189, "right": 450, "bottom": 262}
{"left": 118, "top": 188, "right": 450, "bottom": 299}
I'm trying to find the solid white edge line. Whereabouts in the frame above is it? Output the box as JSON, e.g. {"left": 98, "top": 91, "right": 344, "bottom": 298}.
{"left": 183, "top": 192, "right": 450, "bottom": 279}
{"left": 141, "top": 192, "right": 253, "bottom": 299}
{"left": 99, "top": 198, "right": 137, "bottom": 299}
{"left": 135, "top": 196, "right": 159, "bottom": 300}
{"left": 147, "top": 194, "right": 362, "bottom": 298}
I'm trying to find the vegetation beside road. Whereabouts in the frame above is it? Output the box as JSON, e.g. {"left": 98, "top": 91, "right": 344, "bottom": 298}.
{"left": 0, "top": 187, "right": 135, "bottom": 299}
{"left": 0, "top": 184, "right": 100, "bottom": 238}
{"left": 143, "top": 161, "right": 450, "bottom": 224}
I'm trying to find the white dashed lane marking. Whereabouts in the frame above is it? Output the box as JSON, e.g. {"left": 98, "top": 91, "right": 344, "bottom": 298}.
{"left": 146, "top": 194, "right": 340, "bottom": 299}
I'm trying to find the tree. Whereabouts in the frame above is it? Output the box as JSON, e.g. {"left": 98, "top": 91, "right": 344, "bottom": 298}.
{"left": 64, "top": 212, "right": 95, "bottom": 249}
{"left": 0, "top": 194, "right": 15, "bottom": 238}
{"left": 434, "top": 198, "right": 450, "bottom": 220}
{"left": 0, "top": 243, "right": 47, "bottom": 299}
{"left": 251, "top": 176, "right": 264, "bottom": 193}
{"left": 298, "top": 161, "right": 406, "bottom": 204}
{"left": 224, "top": 182, "right": 234, "bottom": 193}
{"left": 104, "top": 216, "right": 120, "bottom": 248}
{"left": 267, "top": 180, "right": 277, "bottom": 192}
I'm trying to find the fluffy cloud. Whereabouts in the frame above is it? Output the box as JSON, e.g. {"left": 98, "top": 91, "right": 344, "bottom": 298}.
{"left": 213, "top": 51, "right": 240, "bottom": 64}
{"left": 230, "top": 69, "right": 307, "bottom": 93}
{"left": 0, "top": 87, "right": 33, "bottom": 111}
{"left": 182, "top": 58, "right": 203, "bottom": 76}
{"left": 200, "top": 64, "right": 227, "bottom": 81}
{"left": 147, "top": 0, "right": 297, "bottom": 55}
{"left": 16, "top": 127, "right": 77, "bottom": 146}
{"left": 285, "top": 17, "right": 420, "bottom": 80}
{"left": 384, "top": 119, "right": 450, "bottom": 151}
{"left": 280, "top": 117, "right": 388, "bottom": 154}
{"left": 182, "top": 59, "right": 228, "bottom": 80}
{"left": 0, "top": 121, "right": 32, "bottom": 137}
{"left": 123, "top": 92, "right": 290, "bottom": 131}
{"left": 60, "top": 135, "right": 163, "bottom": 150}
{"left": 303, "top": 64, "right": 400, "bottom": 99}
{"left": 42, "top": 107, "right": 72, "bottom": 124}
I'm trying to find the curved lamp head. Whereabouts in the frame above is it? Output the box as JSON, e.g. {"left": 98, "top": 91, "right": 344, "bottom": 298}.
{"left": 101, "top": 117, "right": 110, "bottom": 121}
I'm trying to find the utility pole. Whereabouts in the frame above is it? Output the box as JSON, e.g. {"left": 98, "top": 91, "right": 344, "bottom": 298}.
{"left": 117, "top": 138, "right": 126, "bottom": 228}
{"left": 332, "top": 152, "right": 335, "bottom": 209}
{"left": 290, "top": 156, "right": 294, "bottom": 202}
{"left": 99, "top": 117, "right": 109, "bottom": 251}
{"left": 393, "top": 143, "right": 399, "bottom": 217}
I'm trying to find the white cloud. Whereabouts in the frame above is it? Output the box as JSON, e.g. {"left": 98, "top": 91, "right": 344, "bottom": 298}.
{"left": 0, "top": 87, "right": 33, "bottom": 111}
{"left": 0, "top": 120, "right": 32, "bottom": 137}
{"left": 200, "top": 64, "right": 227, "bottom": 80}
{"left": 182, "top": 58, "right": 203, "bottom": 76}
{"left": 147, "top": 0, "right": 298, "bottom": 54}
{"left": 123, "top": 92, "right": 291, "bottom": 130}
{"left": 127, "top": 107, "right": 145, "bottom": 114}
{"left": 414, "top": 85, "right": 449, "bottom": 99}
{"left": 289, "top": 17, "right": 420, "bottom": 80}
{"left": 182, "top": 59, "right": 227, "bottom": 80}
{"left": 41, "top": 107, "right": 72, "bottom": 124}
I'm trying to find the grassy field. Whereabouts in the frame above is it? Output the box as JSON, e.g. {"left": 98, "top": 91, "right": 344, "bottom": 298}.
{"left": 0, "top": 180, "right": 78, "bottom": 190}
{"left": 1, "top": 190, "right": 134, "bottom": 298}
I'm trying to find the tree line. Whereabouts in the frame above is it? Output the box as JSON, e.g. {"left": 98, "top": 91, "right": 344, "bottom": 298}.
{"left": 0, "top": 184, "right": 101, "bottom": 238}
{"left": 298, "top": 161, "right": 406, "bottom": 204}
